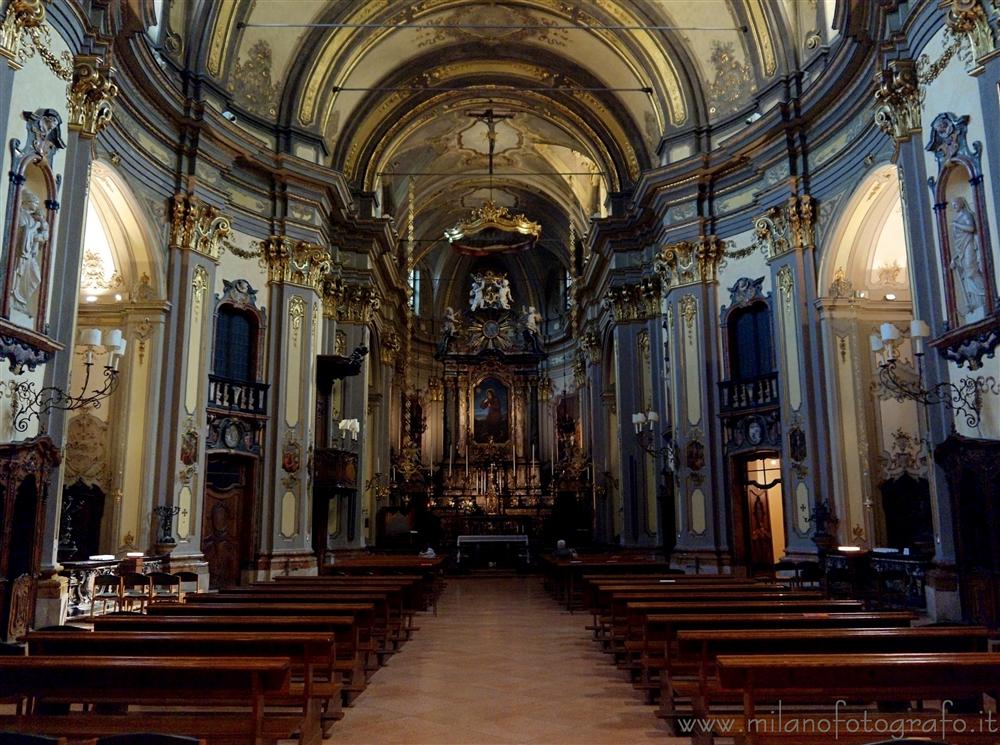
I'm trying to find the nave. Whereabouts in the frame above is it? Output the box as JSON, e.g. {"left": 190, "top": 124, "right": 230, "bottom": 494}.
{"left": 330, "top": 577, "right": 680, "bottom": 745}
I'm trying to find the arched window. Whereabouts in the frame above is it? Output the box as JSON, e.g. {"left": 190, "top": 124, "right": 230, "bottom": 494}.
{"left": 727, "top": 302, "right": 774, "bottom": 381}
{"left": 214, "top": 307, "right": 258, "bottom": 381}
{"left": 408, "top": 268, "right": 421, "bottom": 314}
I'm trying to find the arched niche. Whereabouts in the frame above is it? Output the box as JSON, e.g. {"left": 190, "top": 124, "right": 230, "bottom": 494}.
{"left": 0, "top": 110, "right": 66, "bottom": 370}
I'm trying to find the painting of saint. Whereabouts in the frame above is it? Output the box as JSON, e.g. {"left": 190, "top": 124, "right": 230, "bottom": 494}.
{"left": 474, "top": 377, "right": 509, "bottom": 443}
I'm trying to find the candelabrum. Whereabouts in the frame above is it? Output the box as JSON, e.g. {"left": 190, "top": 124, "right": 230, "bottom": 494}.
{"left": 10, "top": 328, "right": 126, "bottom": 432}
{"left": 872, "top": 321, "right": 999, "bottom": 429}
{"left": 153, "top": 505, "right": 183, "bottom": 545}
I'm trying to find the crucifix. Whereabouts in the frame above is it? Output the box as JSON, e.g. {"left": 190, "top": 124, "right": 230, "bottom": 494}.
{"left": 465, "top": 107, "right": 515, "bottom": 182}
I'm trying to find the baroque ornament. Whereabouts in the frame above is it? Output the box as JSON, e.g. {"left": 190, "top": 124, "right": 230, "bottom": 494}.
{"left": 944, "top": 0, "right": 998, "bottom": 71}
{"left": 67, "top": 56, "right": 118, "bottom": 138}
{"left": 874, "top": 59, "right": 922, "bottom": 143}
{"left": 679, "top": 295, "right": 698, "bottom": 344}
{"left": 170, "top": 194, "right": 232, "bottom": 261}
{"left": 263, "top": 237, "right": 331, "bottom": 291}
{"left": 706, "top": 41, "right": 757, "bottom": 117}
{"left": 0, "top": 0, "right": 71, "bottom": 77}
{"left": 603, "top": 278, "right": 660, "bottom": 323}
{"left": 752, "top": 195, "right": 816, "bottom": 260}
{"left": 229, "top": 39, "right": 281, "bottom": 118}
{"left": 654, "top": 237, "right": 724, "bottom": 288}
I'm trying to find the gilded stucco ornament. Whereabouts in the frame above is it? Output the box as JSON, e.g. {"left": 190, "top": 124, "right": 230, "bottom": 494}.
{"left": 262, "top": 237, "right": 332, "bottom": 291}
{"left": 0, "top": 0, "right": 71, "bottom": 77}
{"left": 67, "top": 56, "right": 118, "bottom": 137}
{"left": 603, "top": 278, "right": 660, "bottom": 323}
{"left": 169, "top": 194, "right": 232, "bottom": 261}
{"left": 944, "top": 0, "right": 998, "bottom": 72}
{"left": 229, "top": 39, "right": 282, "bottom": 118}
{"left": 380, "top": 331, "right": 401, "bottom": 365}
{"left": 654, "top": 237, "right": 725, "bottom": 288}
{"left": 874, "top": 59, "right": 923, "bottom": 142}
{"left": 336, "top": 284, "right": 381, "bottom": 324}
{"left": 580, "top": 331, "right": 601, "bottom": 365}
{"left": 752, "top": 195, "right": 816, "bottom": 260}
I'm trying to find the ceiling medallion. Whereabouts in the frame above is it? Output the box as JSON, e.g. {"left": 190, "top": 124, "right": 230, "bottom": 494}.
{"left": 444, "top": 108, "right": 541, "bottom": 256}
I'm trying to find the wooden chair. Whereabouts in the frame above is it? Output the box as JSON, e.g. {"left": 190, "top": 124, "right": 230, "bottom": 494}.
{"left": 120, "top": 572, "right": 153, "bottom": 612}
{"left": 149, "top": 572, "right": 183, "bottom": 604}
{"left": 93, "top": 574, "right": 122, "bottom": 615}
{"left": 95, "top": 735, "right": 205, "bottom": 745}
{"left": 173, "top": 571, "right": 200, "bottom": 600}
{"left": 0, "top": 734, "right": 66, "bottom": 745}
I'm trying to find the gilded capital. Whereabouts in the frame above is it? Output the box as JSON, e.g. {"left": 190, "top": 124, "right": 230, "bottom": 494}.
{"left": 262, "top": 236, "right": 331, "bottom": 291}
{"left": 380, "top": 331, "right": 401, "bottom": 365}
{"left": 169, "top": 193, "right": 232, "bottom": 261}
{"left": 874, "top": 59, "right": 922, "bottom": 142}
{"left": 945, "top": 0, "right": 997, "bottom": 69}
{"left": 753, "top": 194, "right": 815, "bottom": 260}
{"left": 67, "top": 56, "right": 118, "bottom": 137}
{"left": 336, "top": 283, "right": 381, "bottom": 324}
{"left": 0, "top": 0, "right": 44, "bottom": 65}
{"left": 603, "top": 278, "right": 660, "bottom": 323}
{"left": 580, "top": 330, "right": 601, "bottom": 365}
{"left": 654, "top": 236, "right": 724, "bottom": 288}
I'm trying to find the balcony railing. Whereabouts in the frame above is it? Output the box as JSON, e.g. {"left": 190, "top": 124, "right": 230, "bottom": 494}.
{"left": 719, "top": 372, "right": 779, "bottom": 414}
{"left": 208, "top": 375, "right": 270, "bottom": 416}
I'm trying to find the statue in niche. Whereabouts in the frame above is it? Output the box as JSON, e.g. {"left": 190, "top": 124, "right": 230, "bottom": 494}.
{"left": 11, "top": 190, "right": 48, "bottom": 317}
{"left": 439, "top": 306, "right": 457, "bottom": 355}
{"left": 522, "top": 305, "right": 543, "bottom": 352}
{"left": 950, "top": 197, "right": 988, "bottom": 324}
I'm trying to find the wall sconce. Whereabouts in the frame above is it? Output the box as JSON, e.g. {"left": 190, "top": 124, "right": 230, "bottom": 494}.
{"left": 871, "top": 319, "right": 998, "bottom": 428}
{"left": 337, "top": 418, "right": 360, "bottom": 441}
{"left": 631, "top": 408, "right": 675, "bottom": 467}
{"left": 10, "top": 328, "right": 126, "bottom": 432}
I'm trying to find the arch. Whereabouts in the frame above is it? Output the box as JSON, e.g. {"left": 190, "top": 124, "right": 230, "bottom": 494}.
{"left": 819, "top": 164, "right": 911, "bottom": 301}
{"left": 85, "top": 161, "right": 166, "bottom": 301}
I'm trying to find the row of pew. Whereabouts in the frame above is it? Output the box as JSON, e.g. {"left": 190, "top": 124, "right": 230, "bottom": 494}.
{"left": 1, "top": 556, "right": 445, "bottom": 745}
{"left": 552, "top": 558, "right": 1000, "bottom": 745}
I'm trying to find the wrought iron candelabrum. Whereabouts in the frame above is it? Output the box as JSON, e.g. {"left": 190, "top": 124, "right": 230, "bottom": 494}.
{"left": 876, "top": 356, "right": 998, "bottom": 428}
{"left": 153, "top": 505, "right": 183, "bottom": 545}
{"left": 10, "top": 328, "right": 125, "bottom": 432}
{"left": 872, "top": 321, "right": 999, "bottom": 429}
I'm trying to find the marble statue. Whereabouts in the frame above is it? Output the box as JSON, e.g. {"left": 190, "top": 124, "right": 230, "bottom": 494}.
{"left": 438, "top": 305, "right": 457, "bottom": 356}
{"left": 522, "top": 305, "right": 543, "bottom": 352}
{"left": 498, "top": 276, "right": 513, "bottom": 309}
{"left": 950, "top": 197, "right": 988, "bottom": 323}
{"left": 469, "top": 277, "right": 484, "bottom": 311}
{"left": 11, "top": 191, "right": 47, "bottom": 317}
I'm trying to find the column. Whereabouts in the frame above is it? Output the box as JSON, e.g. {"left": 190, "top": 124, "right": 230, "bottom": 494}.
{"left": 259, "top": 237, "right": 330, "bottom": 575}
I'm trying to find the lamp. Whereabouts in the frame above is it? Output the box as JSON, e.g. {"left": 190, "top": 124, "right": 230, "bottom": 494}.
{"left": 874, "top": 319, "right": 999, "bottom": 428}
{"left": 632, "top": 408, "right": 677, "bottom": 467}
{"left": 337, "top": 418, "right": 360, "bottom": 441}
{"left": 10, "top": 328, "right": 126, "bottom": 432}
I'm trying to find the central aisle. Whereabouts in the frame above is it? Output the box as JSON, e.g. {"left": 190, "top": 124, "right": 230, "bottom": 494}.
{"left": 327, "top": 576, "right": 689, "bottom": 745}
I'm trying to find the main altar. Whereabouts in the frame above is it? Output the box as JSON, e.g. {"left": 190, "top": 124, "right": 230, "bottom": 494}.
{"left": 432, "top": 270, "right": 553, "bottom": 535}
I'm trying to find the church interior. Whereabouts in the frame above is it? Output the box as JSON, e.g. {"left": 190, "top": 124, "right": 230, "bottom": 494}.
{"left": 3, "top": 0, "right": 1000, "bottom": 742}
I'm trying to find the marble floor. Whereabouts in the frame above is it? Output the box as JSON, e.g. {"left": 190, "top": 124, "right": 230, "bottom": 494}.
{"left": 327, "top": 576, "right": 690, "bottom": 745}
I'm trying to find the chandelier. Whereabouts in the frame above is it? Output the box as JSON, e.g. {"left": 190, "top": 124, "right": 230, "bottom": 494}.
{"left": 444, "top": 108, "right": 541, "bottom": 256}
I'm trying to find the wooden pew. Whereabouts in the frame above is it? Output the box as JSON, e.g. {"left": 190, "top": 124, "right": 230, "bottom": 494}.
{"left": 189, "top": 590, "right": 403, "bottom": 654}
{"left": 0, "top": 656, "right": 305, "bottom": 745}
{"left": 23, "top": 630, "right": 342, "bottom": 732}
{"left": 92, "top": 615, "right": 367, "bottom": 705}
{"left": 620, "top": 599, "right": 865, "bottom": 678}
{"left": 633, "top": 610, "right": 915, "bottom": 698}
{"left": 148, "top": 601, "right": 380, "bottom": 668}
{"left": 714, "top": 652, "right": 1000, "bottom": 745}
{"left": 272, "top": 574, "right": 434, "bottom": 612}
{"left": 661, "top": 626, "right": 991, "bottom": 730}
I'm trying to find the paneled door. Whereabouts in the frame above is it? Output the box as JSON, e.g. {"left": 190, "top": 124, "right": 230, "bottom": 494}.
{"left": 201, "top": 456, "right": 254, "bottom": 589}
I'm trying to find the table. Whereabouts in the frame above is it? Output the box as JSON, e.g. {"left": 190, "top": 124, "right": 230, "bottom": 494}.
{"left": 456, "top": 534, "right": 530, "bottom": 567}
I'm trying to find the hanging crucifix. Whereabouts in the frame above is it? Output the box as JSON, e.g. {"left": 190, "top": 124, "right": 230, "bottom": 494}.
{"left": 465, "top": 107, "right": 515, "bottom": 191}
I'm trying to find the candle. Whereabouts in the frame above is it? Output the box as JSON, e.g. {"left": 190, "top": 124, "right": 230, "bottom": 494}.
{"left": 449, "top": 446, "right": 453, "bottom": 478}
{"left": 465, "top": 444, "right": 469, "bottom": 476}
{"left": 531, "top": 444, "right": 536, "bottom": 464}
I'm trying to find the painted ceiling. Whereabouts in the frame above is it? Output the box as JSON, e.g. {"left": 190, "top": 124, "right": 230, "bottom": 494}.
{"left": 160, "top": 0, "right": 827, "bottom": 305}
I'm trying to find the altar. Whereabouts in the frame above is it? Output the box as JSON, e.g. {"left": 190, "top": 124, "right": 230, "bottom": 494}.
{"left": 456, "top": 534, "right": 530, "bottom": 570}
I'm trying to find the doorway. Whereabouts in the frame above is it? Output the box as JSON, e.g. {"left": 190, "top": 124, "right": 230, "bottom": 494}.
{"left": 201, "top": 455, "right": 255, "bottom": 589}
{"left": 735, "top": 454, "right": 785, "bottom": 574}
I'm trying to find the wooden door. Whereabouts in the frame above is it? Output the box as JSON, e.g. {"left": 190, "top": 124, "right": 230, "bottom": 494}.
{"left": 201, "top": 457, "right": 253, "bottom": 590}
